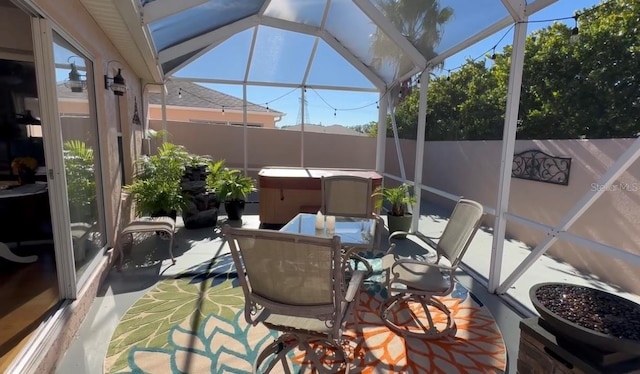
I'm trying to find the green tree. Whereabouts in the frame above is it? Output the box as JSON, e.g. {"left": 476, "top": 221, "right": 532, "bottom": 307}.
{"left": 370, "top": 0, "right": 454, "bottom": 103}
{"left": 383, "top": 0, "right": 640, "bottom": 140}
{"left": 518, "top": 0, "right": 640, "bottom": 139}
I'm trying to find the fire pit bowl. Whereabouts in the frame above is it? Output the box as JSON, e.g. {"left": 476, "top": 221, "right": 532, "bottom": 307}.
{"left": 530, "top": 282, "right": 640, "bottom": 354}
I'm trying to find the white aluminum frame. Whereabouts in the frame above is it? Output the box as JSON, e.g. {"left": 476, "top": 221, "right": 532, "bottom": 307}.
{"left": 31, "top": 18, "right": 78, "bottom": 300}
{"left": 496, "top": 137, "right": 640, "bottom": 294}
{"left": 143, "top": 0, "right": 640, "bottom": 304}
{"left": 158, "top": 15, "right": 259, "bottom": 64}
{"left": 488, "top": 19, "right": 528, "bottom": 292}
{"left": 375, "top": 92, "right": 388, "bottom": 173}
{"left": 411, "top": 73, "right": 428, "bottom": 231}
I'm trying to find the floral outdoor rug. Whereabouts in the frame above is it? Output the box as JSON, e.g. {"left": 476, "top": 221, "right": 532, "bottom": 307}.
{"left": 105, "top": 254, "right": 506, "bottom": 373}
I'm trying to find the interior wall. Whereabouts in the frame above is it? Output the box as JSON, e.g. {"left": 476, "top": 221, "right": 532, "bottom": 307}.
{"left": 0, "top": 5, "right": 33, "bottom": 58}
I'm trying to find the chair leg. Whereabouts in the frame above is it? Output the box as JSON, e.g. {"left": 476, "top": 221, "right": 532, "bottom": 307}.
{"left": 379, "top": 293, "right": 456, "bottom": 339}
{"left": 254, "top": 334, "right": 349, "bottom": 374}
{"left": 167, "top": 230, "right": 176, "bottom": 264}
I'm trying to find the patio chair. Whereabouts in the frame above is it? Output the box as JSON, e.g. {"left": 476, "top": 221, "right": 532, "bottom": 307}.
{"left": 321, "top": 175, "right": 373, "bottom": 218}
{"left": 321, "top": 174, "right": 384, "bottom": 253}
{"left": 223, "top": 225, "right": 365, "bottom": 373}
{"left": 380, "top": 198, "right": 484, "bottom": 339}
{"left": 114, "top": 191, "right": 176, "bottom": 269}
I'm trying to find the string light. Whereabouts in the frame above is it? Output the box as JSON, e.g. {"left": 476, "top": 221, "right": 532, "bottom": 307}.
{"left": 570, "top": 14, "right": 580, "bottom": 44}
{"left": 221, "top": 106, "right": 225, "bottom": 113}
{"left": 178, "top": 88, "right": 182, "bottom": 98}
{"left": 439, "top": 1, "right": 611, "bottom": 77}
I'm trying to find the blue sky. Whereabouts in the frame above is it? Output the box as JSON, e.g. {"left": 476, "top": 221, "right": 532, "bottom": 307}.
{"left": 186, "top": 0, "right": 600, "bottom": 128}
{"left": 54, "top": 0, "right": 600, "bottom": 128}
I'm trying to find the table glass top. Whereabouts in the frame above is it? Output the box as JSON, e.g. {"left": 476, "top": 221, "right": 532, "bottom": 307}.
{"left": 280, "top": 213, "right": 376, "bottom": 247}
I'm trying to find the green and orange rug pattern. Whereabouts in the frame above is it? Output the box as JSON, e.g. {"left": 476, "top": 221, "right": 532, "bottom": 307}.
{"left": 105, "top": 254, "right": 506, "bottom": 373}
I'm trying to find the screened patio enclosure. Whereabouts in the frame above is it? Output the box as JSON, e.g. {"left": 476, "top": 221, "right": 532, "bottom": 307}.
{"left": 132, "top": 0, "right": 640, "bottom": 303}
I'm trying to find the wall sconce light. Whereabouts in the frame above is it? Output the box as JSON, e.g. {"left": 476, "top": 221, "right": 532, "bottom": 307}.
{"left": 104, "top": 61, "right": 127, "bottom": 96}
{"left": 64, "top": 56, "right": 87, "bottom": 93}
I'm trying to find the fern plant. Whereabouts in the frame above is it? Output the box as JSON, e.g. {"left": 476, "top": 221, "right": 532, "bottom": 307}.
{"left": 373, "top": 183, "right": 416, "bottom": 216}
{"left": 125, "top": 142, "right": 189, "bottom": 216}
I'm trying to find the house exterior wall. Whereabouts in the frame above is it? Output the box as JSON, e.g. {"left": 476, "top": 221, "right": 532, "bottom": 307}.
{"left": 16, "top": 0, "right": 147, "bottom": 371}
{"left": 148, "top": 105, "right": 279, "bottom": 128}
{"left": 384, "top": 138, "right": 640, "bottom": 295}
{"left": 34, "top": 0, "right": 144, "bottom": 246}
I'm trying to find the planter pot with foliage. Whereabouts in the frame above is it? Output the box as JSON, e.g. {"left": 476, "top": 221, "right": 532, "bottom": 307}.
{"left": 373, "top": 183, "right": 416, "bottom": 238}
{"left": 207, "top": 163, "right": 256, "bottom": 222}
{"left": 124, "top": 142, "right": 188, "bottom": 219}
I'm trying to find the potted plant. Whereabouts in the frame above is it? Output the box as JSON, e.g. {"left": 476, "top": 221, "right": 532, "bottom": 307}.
{"left": 125, "top": 142, "right": 188, "bottom": 219}
{"left": 373, "top": 183, "right": 416, "bottom": 238}
{"left": 208, "top": 166, "right": 256, "bottom": 221}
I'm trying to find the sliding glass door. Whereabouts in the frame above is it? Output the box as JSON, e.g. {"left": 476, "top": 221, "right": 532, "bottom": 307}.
{"left": 31, "top": 19, "right": 106, "bottom": 297}
{"left": 52, "top": 33, "right": 106, "bottom": 281}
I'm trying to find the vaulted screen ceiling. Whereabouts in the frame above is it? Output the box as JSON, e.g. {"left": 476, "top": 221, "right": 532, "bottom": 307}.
{"left": 140, "top": 0, "right": 554, "bottom": 90}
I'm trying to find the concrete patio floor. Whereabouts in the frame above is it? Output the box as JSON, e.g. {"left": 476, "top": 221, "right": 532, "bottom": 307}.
{"left": 55, "top": 201, "right": 639, "bottom": 373}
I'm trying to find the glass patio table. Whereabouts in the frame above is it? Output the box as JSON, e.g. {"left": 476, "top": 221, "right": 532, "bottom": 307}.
{"left": 281, "top": 213, "right": 377, "bottom": 275}
{"left": 280, "top": 213, "right": 377, "bottom": 250}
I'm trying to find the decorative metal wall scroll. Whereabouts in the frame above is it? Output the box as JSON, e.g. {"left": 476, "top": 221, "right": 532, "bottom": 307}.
{"left": 512, "top": 149, "right": 571, "bottom": 186}
{"left": 132, "top": 97, "right": 141, "bottom": 125}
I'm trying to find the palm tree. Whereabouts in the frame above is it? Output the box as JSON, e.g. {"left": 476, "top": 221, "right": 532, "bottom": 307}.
{"left": 370, "top": 0, "right": 453, "bottom": 103}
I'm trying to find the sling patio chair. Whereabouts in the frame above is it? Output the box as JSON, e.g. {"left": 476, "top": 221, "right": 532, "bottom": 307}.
{"left": 114, "top": 191, "right": 176, "bottom": 269}
{"left": 321, "top": 174, "right": 384, "bottom": 263}
{"left": 380, "top": 198, "right": 484, "bottom": 339}
{"left": 223, "top": 225, "right": 365, "bottom": 373}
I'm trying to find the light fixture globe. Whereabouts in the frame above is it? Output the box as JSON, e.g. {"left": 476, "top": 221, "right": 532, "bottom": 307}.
{"left": 111, "top": 69, "right": 127, "bottom": 96}
{"left": 104, "top": 65, "right": 127, "bottom": 96}
{"left": 65, "top": 62, "right": 86, "bottom": 93}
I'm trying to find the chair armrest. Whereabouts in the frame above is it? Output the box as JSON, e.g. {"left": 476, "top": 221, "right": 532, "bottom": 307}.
{"left": 344, "top": 270, "right": 365, "bottom": 303}
{"left": 389, "top": 257, "right": 454, "bottom": 273}
{"left": 388, "top": 231, "right": 409, "bottom": 244}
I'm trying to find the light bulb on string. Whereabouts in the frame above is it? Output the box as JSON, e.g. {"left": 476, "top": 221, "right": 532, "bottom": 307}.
{"left": 222, "top": 106, "right": 225, "bottom": 114}
{"left": 570, "top": 14, "right": 580, "bottom": 44}
{"left": 490, "top": 47, "right": 497, "bottom": 60}
{"left": 333, "top": 109, "right": 336, "bottom": 117}
{"left": 178, "top": 88, "right": 182, "bottom": 99}
{"left": 446, "top": 70, "right": 451, "bottom": 81}
{"left": 376, "top": 101, "right": 379, "bottom": 109}
{"left": 266, "top": 102, "right": 269, "bottom": 111}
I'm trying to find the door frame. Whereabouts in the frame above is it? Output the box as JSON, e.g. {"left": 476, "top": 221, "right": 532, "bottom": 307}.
{"left": 32, "top": 17, "right": 78, "bottom": 299}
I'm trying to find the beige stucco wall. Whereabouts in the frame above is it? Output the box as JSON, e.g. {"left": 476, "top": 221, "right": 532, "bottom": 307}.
{"left": 148, "top": 120, "right": 376, "bottom": 171}
{"left": 148, "top": 105, "right": 279, "bottom": 128}
{"left": 35, "top": 0, "right": 145, "bottom": 246}
{"left": 384, "top": 138, "right": 640, "bottom": 295}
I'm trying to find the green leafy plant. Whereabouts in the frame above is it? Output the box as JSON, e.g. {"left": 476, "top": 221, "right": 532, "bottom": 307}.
{"left": 211, "top": 167, "right": 256, "bottom": 202}
{"left": 204, "top": 159, "right": 227, "bottom": 191}
{"left": 125, "top": 142, "right": 189, "bottom": 216}
{"left": 63, "top": 140, "right": 96, "bottom": 222}
{"left": 373, "top": 183, "right": 416, "bottom": 216}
